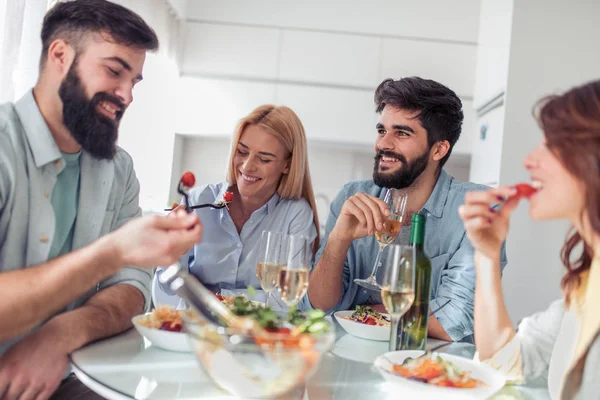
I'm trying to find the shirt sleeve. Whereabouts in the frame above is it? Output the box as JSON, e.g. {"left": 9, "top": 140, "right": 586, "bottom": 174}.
{"left": 97, "top": 159, "right": 152, "bottom": 310}
{"left": 476, "top": 299, "right": 566, "bottom": 384}
{"left": 429, "top": 234, "right": 508, "bottom": 342}
{"left": 302, "top": 185, "right": 351, "bottom": 312}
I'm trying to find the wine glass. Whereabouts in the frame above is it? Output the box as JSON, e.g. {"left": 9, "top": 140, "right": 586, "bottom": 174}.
{"left": 354, "top": 188, "right": 408, "bottom": 291}
{"left": 277, "top": 234, "right": 310, "bottom": 306}
{"left": 380, "top": 244, "right": 416, "bottom": 351}
{"left": 256, "top": 231, "right": 288, "bottom": 306}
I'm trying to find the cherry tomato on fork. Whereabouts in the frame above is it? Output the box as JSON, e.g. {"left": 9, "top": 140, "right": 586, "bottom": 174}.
{"left": 223, "top": 191, "right": 234, "bottom": 202}
{"left": 180, "top": 171, "right": 196, "bottom": 188}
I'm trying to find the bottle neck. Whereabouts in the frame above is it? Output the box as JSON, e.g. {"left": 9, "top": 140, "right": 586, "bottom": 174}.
{"left": 409, "top": 221, "right": 425, "bottom": 247}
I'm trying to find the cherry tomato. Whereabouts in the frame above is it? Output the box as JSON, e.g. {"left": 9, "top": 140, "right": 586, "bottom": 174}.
{"left": 180, "top": 171, "right": 196, "bottom": 188}
{"left": 223, "top": 191, "right": 234, "bottom": 202}
{"left": 513, "top": 183, "right": 537, "bottom": 199}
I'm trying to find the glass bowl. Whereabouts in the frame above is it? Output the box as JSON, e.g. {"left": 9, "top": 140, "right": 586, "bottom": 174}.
{"left": 182, "top": 312, "right": 335, "bottom": 398}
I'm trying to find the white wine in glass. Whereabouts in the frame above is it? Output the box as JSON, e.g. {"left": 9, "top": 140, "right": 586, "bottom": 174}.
{"left": 380, "top": 244, "right": 416, "bottom": 351}
{"left": 278, "top": 267, "right": 309, "bottom": 305}
{"left": 374, "top": 215, "right": 403, "bottom": 246}
{"left": 278, "top": 234, "right": 310, "bottom": 306}
{"left": 354, "top": 189, "right": 408, "bottom": 291}
{"left": 256, "top": 262, "right": 282, "bottom": 293}
{"left": 256, "top": 231, "right": 288, "bottom": 306}
{"left": 381, "top": 286, "right": 415, "bottom": 317}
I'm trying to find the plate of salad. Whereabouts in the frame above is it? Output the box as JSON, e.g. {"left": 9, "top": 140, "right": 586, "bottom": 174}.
{"left": 374, "top": 350, "right": 506, "bottom": 398}
{"left": 334, "top": 306, "right": 391, "bottom": 341}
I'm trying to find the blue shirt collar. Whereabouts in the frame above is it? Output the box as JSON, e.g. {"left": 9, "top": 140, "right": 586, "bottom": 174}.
{"left": 421, "top": 169, "right": 452, "bottom": 218}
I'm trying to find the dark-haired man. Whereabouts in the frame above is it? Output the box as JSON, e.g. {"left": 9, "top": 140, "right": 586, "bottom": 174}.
{"left": 0, "top": 1, "right": 201, "bottom": 398}
{"left": 306, "top": 77, "right": 507, "bottom": 343}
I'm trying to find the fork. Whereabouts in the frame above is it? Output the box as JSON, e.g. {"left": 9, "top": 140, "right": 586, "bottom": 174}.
{"left": 164, "top": 203, "right": 227, "bottom": 212}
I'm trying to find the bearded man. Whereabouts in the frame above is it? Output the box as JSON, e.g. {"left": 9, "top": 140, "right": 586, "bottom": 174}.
{"left": 303, "top": 77, "right": 507, "bottom": 343}
{"left": 0, "top": 1, "right": 202, "bottom": 399}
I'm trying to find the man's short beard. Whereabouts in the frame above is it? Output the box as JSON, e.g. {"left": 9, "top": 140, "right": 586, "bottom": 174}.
{"left": 373, "top": 149, "right": 430, "bottom": 189}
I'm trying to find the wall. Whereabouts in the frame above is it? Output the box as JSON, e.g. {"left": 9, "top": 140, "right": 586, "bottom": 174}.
{"left": 111, "top": 0, "right": 181, "bottom": 212}
{"left": 172, "top": 0, "right": 480, "bottom": 163}
{"left": 176, "top": 136, "right": 471, "bottom": 231}
{"left": 498, "top": 0, "right": 600, "bottom": 323}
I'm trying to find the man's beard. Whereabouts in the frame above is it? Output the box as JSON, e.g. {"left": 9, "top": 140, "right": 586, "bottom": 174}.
{"left": 372, "top": 149, "right": 430, "bottom": 189}
{"left": 58, "top": 61, "right": 125, "bottom": 160}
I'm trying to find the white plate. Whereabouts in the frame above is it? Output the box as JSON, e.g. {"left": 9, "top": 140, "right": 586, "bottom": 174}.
{"left": 374, "top": 350, "right": 506, "bottom": 399}
{"left": 132, "top": 313, "right": 192, "bottom": 352}
{"left": 333, "top": 310, "right": 390, "bottom": 341}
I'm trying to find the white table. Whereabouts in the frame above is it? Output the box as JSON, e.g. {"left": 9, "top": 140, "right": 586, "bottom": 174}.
{"left": 71, "top": 321, "right": 551, "bottom": 399}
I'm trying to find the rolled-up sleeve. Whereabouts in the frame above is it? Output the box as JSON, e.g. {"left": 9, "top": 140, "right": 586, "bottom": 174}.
{"left": 430, "top": 234, "right": 508, "bottom": 342}
{"left": 98, "top": 160, "right": 152, "bottom": 310}
{"left": 301, "top": 186, "right": 351, "bottom": 312}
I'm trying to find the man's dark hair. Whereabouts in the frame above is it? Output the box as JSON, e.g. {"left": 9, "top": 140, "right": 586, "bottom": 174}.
{"left": 40, "top": 0, "right": 159, "bottom": 70}
{"left": 374, "top": 77, "right": 463, "bottom": 168}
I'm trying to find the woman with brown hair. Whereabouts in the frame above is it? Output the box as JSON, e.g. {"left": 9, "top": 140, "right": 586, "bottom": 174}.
{"left": 157, "top": 105, "right": 320, "bottom": 308}
{"left": 459, "top": 80, "right": 600, "bottom": 399}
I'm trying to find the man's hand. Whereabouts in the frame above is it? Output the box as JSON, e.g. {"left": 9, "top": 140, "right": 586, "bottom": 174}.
{"left": 0, "top": 327, "right": 69, "bottom": 400}
{"left": 108, "top": 209, "right": 202, "bottom": 268}
{"left": 331, "top": 193, "right": 390, "bottom": 242}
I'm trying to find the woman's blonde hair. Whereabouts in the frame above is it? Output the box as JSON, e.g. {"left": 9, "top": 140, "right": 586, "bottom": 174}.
{"left": 227, "top": 105, "right": 320, "bottom": 256}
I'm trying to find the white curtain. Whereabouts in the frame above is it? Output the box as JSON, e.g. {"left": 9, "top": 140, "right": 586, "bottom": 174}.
{"left": 0, "top": 0, "right": 51, "bottom": 104}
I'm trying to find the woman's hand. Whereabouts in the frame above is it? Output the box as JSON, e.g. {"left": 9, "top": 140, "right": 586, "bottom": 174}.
{"left": 459, "top": 186, "right": 520, "bottom": 260}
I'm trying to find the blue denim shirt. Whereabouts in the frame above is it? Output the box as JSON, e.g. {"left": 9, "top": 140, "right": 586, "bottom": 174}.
{"left": 308, "top": 170, "right": 508, "bottom": 342}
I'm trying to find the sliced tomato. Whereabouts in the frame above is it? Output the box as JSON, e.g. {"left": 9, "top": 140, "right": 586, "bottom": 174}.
{"left": 412, "top": 359, "right": 444, "bottom": 380}
{"left": 363, "top": 317, "right": 377, "bottom": 325}
{"left": 180, "top": 171, "right": 196, "bottom": 188}
{"left": 159, "top": 321, "right": 182, "bottom": 332}
{"left": 514, "top": 183, "right": 537, "bottom": 199}
{"left": 215, "top": 294, "right": 225, "bottom": 301}
{"left": 432, "top": 378, "right": 456, "bottom": 387}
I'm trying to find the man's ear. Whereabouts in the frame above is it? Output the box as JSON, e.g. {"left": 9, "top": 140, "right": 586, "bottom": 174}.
{"left": 46, "top": 39, "right": 75, "bottom": 76}
{"left": 431, "top": 140, "right": 451, "bottom": 162}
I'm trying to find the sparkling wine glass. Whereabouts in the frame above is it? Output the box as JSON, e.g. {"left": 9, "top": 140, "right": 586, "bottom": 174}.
{"left": 256, "top": 231, "right": 288, "bottom": 307}
{"left": 277, "top": 234, "right": 310, "bottom": 306}
{"left": 354, "top": 188, "right": 408, "bottom": 291}
{"left": 380, "top": 244, "right": 416, "bottom": 351}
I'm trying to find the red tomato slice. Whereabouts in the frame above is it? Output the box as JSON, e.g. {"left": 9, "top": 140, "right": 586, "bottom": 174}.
{"left": 160, "top": 321, "right": 182, "bottom": 332}
{"left": 364, "top": 317, "right": 377, "bottom": 325}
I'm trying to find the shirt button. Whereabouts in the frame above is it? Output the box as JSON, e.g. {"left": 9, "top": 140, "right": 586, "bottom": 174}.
{"left": 44, "top": 191, "right": 50, "bottom": 198}
{"left": 40, "top": 234, "right": 49, "bottom": 243}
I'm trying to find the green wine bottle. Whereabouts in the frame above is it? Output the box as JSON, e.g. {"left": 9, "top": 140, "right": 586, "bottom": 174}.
{"left": 398, "top": 213, "right": 432, "bottom": 350}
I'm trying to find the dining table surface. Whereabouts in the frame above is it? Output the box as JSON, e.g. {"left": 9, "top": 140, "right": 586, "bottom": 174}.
{"left": 71, "top": 318, "right": 551, "bottom": 400}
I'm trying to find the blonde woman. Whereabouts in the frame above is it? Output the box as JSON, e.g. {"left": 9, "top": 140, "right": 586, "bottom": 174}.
{"left": 157, "top": 105, "right": 319, "bottom": 308}
{"left": 459, "top": 80, "right": 600, "bottom": 399}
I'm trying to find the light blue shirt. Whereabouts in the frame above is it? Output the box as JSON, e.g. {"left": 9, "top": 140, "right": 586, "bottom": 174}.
{"left": 0, "top": 91, "right": 152, "bottom": 356}
{"left": 307, "top": 170, "right": 508, "bottom": 342}
{"left": 157, "top": 182, "right": 317, "bottom": 308}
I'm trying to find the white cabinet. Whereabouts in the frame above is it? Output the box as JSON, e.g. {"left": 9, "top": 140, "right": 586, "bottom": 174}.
{"left": 469, "top": 95, "right": 504, "bottom": 187}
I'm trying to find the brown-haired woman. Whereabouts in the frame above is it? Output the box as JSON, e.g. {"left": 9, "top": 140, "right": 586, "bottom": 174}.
{"left": 459, "top": 80, "right": 600, "bottom": 399}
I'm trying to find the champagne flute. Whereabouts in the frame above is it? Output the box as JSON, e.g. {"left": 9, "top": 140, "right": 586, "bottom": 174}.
{"left": 256, "top": 231, "right": 288, "bottom": 307}
{"left": 277, "top": 234, "right": 310, "bottom": 306}
{"left": 380, "top": 244, "right": 416, "bottom": 351}
{"left": 354, "top": 188, "right": 408, "bottom": 291}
